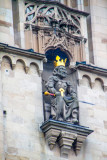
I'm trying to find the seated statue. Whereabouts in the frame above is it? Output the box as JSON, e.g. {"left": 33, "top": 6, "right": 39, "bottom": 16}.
{"left": 44, "top": 56, "right": 79, "bottom": 124}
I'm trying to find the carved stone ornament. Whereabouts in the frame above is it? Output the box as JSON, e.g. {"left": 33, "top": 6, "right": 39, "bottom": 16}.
{"left": 40, "top": 119, "right": 93, "bottom": 157}
{"left": 45, "top": 64, "right": 79, "bottom": 124}
{"left": 42, "top": 57, "right": 93, "bottom": 156}
{"left": 25, "top": 2, "right": 81, "bottom": 35}
{"left": 43, "top": 33, "right": 75, "bottom": 53}
{"left": 24, "top": 1, "right": 87, "bottom": 62}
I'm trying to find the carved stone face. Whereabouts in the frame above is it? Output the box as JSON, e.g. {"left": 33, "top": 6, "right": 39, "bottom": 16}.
{"left": 53, "top": 66, "right": 67, "bottom": 79}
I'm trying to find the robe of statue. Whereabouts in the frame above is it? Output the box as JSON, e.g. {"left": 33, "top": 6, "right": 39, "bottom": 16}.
{"left": 45, "top": 65, "right": 78, "bottom": 124}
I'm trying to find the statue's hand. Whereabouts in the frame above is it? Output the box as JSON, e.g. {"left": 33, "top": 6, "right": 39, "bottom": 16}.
{"left": 55, "top": 92, "right": 61, "bottom": 96}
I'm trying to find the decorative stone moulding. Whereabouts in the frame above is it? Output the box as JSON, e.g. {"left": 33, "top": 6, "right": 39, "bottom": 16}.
{"left": 25, "top": 0, "right": 89, "bottom": 37}
{"left": 25, "top": 2, "right": 81, "bottom": 35}
{"left": 40, "top": 119, "right": 93, "bottom": 157}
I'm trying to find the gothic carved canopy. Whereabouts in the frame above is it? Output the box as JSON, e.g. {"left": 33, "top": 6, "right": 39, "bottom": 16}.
{"left": 24, "top": 0, "right": 89, "bottom": 64}
{"left": 25, "top": 1, "right": 81, "bottom": 36}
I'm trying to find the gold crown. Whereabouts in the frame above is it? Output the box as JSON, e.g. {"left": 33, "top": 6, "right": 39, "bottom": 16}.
{"left": 54, "top": 55, "right": 67, "bottom": 67}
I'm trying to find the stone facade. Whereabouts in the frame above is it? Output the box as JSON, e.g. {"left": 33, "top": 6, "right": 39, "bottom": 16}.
{"left": 0, "top": 0, "right": 107, "bottom": 160}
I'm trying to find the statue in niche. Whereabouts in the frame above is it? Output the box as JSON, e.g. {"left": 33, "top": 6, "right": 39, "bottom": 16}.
{"left": 44, "top": 56, "right": 79, "bottom": 124}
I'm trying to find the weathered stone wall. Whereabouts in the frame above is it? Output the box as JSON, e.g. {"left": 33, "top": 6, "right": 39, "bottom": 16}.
{"left": 1, "top": 52, "right": 107, "bottom": 160}
{"left": 0, "top": 0, "right": 14, "bottom": 46}
{"left": 0, "top": 51, "right": 45, "bottom": 160}
{"left": 77, "top": 69, "right": 107, "bottom": 159}
{"left": 2, "top": 0, "right": 107, "bottom": 68}
{"left": 83, "top": 0, "right": 107, "bottom": 68}
{"left": 0, "top": 0, "right": 107, "bottom": 160}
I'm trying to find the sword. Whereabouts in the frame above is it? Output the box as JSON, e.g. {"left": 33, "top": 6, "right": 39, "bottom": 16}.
{"left": 44, "top": 91, "right": 95, "bottom": 105}
{"left": 78, "top": 100, "right": 95, "bottom": 105}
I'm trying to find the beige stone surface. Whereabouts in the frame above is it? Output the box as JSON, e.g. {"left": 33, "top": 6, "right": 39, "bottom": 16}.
{"left": 0, "top": 0, "right": 107, "bottom": 160}
{"left": 0, "top": 1, "right": 14, "bottom": 46}
{"left": 0, "top": 51, "right": 44, "bottom": 160}
{"left": 1, "top": 54, "right": 106, "bottom": 160}
{"left": 77, "top": 69, "right": 107, "bottom": 159}
{"left": 87, "top": 0, "right": 107, "bottom": 68}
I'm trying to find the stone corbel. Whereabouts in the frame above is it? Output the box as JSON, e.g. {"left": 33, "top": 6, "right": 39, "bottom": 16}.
{"left": 69, "top": 62, "right": 76, "bottom": 69}
{"left": 25, "top": 66, "right": 29, "bottom": 74}
{"left": 43, "top": 58, "right": 47, "bottom": 63}
{"left": 58, "top": 131, "right": 77, "bottom": 157}
{"left": 40, "top": 120, "right": 93, "bottom": 157}
{"left": 104, "top": 85, "right": 107, "bottom": 92}
{"left": 74, "top": 134, "right": 87, "bottom": 155}
{"left": 12, "top": 63, "right": 16, "bottom": 70}
{"left": 38, "top": 70, "right": 43, "bottom": 77}
{"left": 77, "top": 78, "right": 83, "bottom": 86}
{"left": 90, "top": 82, "right": 95, "bottom": 89}
{"left": 45, "top": 128, "right": 60, "bottom": 150}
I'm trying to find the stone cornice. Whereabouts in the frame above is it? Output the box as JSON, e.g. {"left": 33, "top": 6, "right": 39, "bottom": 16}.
{"left": 41, "top": 119, "right": 93, "bottom": 134}
{"left": 0, "top": 43, "right": 45, "bottom": 60}
{"left": 71, "top": 64, "right": 107, "bottom": 77}
{"left": 28, "top": 0, "right": 89, "bottom": 17}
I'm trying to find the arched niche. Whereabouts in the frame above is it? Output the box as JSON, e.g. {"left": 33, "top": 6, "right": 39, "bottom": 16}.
{"left": 81, "top": 75, "right": 91, "bottom": 88}
{"left": 29, "top": 62, "right": 39, "bottom": 75}
{"left": 43, "top": 47, "right": 70, "bottom": 84}
{"left": 42, "top": 47, "right": 72, "bottom": 121}
{"left": 2, "top": 56, "right": 12, "bottom": 69}
{"left": 45, "top": 47, "right": 71, "bottom": 66}
{"left": 15, "top": 59, "right": 26, "bottom": 73}
{"left": 93, "top": 78, "right": 104, "bottom": 91}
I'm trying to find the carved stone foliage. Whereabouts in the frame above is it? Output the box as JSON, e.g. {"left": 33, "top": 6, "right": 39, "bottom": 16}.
{"left": 25, "top": 2, "right": 81, "bottom": 35}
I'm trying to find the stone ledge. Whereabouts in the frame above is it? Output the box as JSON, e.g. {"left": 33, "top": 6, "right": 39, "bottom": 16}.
{"left": 40, "top": 119, "right": 93, "bottom": 157}
{"left": 72, "top": 63, "right": 107, "bottom": 77}
{"left": 0, "top": 42, "right": 45, "bottom": 60}
{"left": 29, "top": 0, "right": 89, "bottom": 17}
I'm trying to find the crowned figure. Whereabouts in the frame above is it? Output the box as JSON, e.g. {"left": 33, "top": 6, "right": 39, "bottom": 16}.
{"left": 44, "top": 56, "right": 79, "bottom": 124}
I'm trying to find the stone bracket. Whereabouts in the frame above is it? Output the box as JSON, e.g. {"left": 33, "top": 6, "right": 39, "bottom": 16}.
{"left": 45, "top": 128, "right": 60, "bottom": 150}
{"left": 58, "top": 131, "right": 77, "bottom": 157}
{"left": 40, "top": 119, "right": 93, "bottom": 157}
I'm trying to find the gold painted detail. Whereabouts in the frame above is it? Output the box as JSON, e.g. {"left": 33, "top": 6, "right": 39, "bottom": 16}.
{"left": 54, "top": 55, "right": 67, "bottom": 67}
{"left": 59, "top": 88, "right": 65, "bottom": 97}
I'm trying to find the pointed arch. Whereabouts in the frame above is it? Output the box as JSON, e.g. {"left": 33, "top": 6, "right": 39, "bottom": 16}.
{"left": 45, "top": 46, "right": 72, "bottom": 66}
